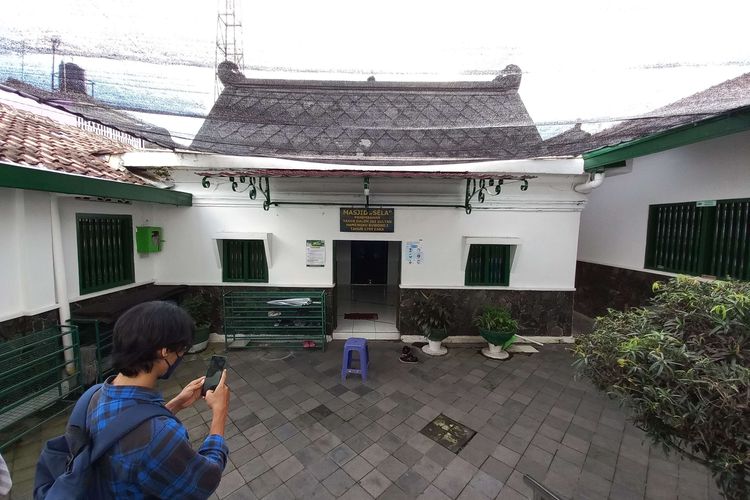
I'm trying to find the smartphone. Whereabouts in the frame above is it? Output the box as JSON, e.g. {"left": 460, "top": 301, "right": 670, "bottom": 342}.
{"left": 202, "top": 355, "right": 227, "bottom": 396}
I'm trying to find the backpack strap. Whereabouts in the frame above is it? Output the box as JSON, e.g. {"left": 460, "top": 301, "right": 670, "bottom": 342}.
{"left": 90, "top": 403, "right": 175, "bottom": 462}
{"left": 69, "top": 384, "right": 104, "bottom": 431}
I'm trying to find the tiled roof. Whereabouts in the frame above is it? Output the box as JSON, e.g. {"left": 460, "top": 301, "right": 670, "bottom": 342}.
{"left": 2, "top": 79, "right": 177, "bottom": 150}
{"left": 552, "top": 72, "right": 750, "bottom": 156}
{"left": 542, "top": 123, "right": 592, "bottom": 156}
{"left": 190, "top": 63, "right": 545, "bottom": 165}
{"left": 0, "top": 102, "right": 146, "bottom": 184}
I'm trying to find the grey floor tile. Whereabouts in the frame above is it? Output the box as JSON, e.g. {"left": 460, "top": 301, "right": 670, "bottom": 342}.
{"left": 360, "top": 468, "right": 392, "bottom": 498}
{"left": 342, "top": 455, "right": 374, "bottom": 481}
{"left": 321, "top": 468, "right": 356, "bottom": 496}
{"left": 273, "top": 455, "right": 304, "bottom": 482}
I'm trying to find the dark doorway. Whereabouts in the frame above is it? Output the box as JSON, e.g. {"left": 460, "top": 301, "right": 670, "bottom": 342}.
{"left": 351, "top": 241, "right": 388, "bottom": 284}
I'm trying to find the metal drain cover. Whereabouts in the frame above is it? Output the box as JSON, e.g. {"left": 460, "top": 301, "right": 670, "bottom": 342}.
{"left": 420, "top": 413, "right": 477, "bottom": 453}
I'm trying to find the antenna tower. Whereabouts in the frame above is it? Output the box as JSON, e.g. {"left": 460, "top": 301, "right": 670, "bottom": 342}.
{"left": 214, "top": 0, "right": 245, "bottom": 101}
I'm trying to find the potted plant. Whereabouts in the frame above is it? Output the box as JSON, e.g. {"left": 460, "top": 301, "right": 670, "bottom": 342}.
{"left": 410, "top": 292, "right": 455, "bottom": 356}
{"left": 181, "top": 292, "right": 213, "bottom": 353}
{"left": 473, "top": 305, "right": 518, "bottom": 360}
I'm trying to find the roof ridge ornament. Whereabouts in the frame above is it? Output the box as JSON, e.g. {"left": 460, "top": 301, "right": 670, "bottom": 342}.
{"left": 217, "top": 60, "right": 245, "bottom": 86}
{"left": 493, "top": 64, "right": 522, "bottom": 90}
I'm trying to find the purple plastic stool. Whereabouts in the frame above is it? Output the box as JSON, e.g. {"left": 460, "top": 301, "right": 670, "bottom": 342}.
{"left": 341, "top": 337, "right": 369, "bottom": 382}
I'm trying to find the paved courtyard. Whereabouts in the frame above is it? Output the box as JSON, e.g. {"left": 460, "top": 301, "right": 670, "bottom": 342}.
{"left": 4, "top": 342, "right": 722, "bottom": 499}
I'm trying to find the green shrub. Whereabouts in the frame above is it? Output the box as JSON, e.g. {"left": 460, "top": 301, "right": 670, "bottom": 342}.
{"left": 407, "top": 291, "right": 455, "bottom": 340}
{"left": 573, "top": 276, "right": 750, "bottom": 499}
{"left": 473, "top": 305, "right": 518, "bottom": 334}
{"left": 181, "top": 292, "right": 212, "bottom": 327}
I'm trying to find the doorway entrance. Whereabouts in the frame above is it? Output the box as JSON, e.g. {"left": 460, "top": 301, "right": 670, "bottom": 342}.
{"left": 333, "top": 240, "right": 400, "bottom": 340}
{"left": 351, "top": 241, "right": 388, "bottom": 284}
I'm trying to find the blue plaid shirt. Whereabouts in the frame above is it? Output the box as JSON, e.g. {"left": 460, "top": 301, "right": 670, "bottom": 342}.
{"left": 86, "top": 377, "right": 228, "bottom": 499}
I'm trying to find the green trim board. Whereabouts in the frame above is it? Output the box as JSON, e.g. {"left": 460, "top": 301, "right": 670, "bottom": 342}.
{"left": 583, "top": 107, "right": 750, "bottom": 172}
{"left": 0, "top": 162, "right": 192, "bottom": 206}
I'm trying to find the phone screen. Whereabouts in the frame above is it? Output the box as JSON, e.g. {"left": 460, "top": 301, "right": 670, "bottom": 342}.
{"left": 202, "top": 355, "right": 227, "bottom": 396}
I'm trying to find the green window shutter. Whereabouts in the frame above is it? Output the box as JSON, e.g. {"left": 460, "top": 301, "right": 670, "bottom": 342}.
{"left": 710, "top": 199, "right": 750, "bottom": 280}
{"left": 76, "top": 214, "right": 134, "bottom": 295}
{"left": 222, "top": 240, "right": 268, "bottom": 283}
{"left": 645, "top": 202, "right": 705, "bottom": 275}
{"left": 465, "top": 244, "right": 510, "bottom": 286}
{"left": 645, "top": 198, "right": 750, "bottom": 280}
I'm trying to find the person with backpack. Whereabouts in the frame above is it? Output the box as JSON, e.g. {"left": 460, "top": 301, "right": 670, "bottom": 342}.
{"left": 35, "top": 301, "right": 230, "bottom": 499}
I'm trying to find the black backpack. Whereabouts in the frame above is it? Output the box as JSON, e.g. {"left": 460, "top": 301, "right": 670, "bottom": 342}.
{"left": 34, "top": 383, "right": 174, "bottom": 499}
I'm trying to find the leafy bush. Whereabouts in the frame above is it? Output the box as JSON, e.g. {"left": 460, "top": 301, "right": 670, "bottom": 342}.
{"left": 573, "top": 276, "right": 750, "bottom": 499}
{"left": 408, "top": 291, "right": 455, "bottom": 340}
{"left": 473, "top": 305, "right": 518, "bottom": 334}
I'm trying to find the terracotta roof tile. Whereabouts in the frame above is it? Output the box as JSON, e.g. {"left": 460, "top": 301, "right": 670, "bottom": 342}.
{"left": 0, "top": 102, "right": 145, "bottom": 184}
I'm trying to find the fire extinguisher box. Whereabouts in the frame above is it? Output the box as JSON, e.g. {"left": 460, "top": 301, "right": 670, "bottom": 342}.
{"left": 136, "top": 226, "right": 163, "bottom": 253}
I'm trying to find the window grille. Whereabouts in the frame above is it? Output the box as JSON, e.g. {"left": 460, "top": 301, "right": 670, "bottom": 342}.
{"left": 76, "top": 214, "right": 135, "bottom": 294}
{"left": 465, "top": 244, "right": 511, "bottom": 286}
{"left": 222, "top": 240, "right": 269, "bottom": 283}
{"left": 645, "top": 198, "right": 749, "bottom": 280}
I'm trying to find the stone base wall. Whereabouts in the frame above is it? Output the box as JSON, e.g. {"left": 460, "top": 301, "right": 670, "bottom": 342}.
{"left": 398, "top": 289, "right": 573, "bottom": 337}
{"left": 0, "top": 309, "right": 60, "bottom": 342}
{"left": 574, "top": 261, "right": 664, "bottom": 318}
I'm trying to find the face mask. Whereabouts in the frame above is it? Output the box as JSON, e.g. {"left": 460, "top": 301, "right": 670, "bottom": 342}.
{"left": 159, "top": 354, "right": 184, "bottom": 380}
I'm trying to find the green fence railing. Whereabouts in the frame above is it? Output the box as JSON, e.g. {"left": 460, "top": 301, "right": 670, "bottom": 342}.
{"left": 223, "top": 291, "right": 326, "bottom": 350}
{"left": 70, "top": 318, "right": 115, "bottom": 384}
{"left": 0, "top": 325, "right": 82, "bottom": 451}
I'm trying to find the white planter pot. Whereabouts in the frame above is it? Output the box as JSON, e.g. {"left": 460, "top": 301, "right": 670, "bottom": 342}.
{"left": 481, "top": 342, "right": 509, "bottom": 360}
{"left": 188, "top": 340, "right": 209, "bottom": 354}
{"left": 422, "top": 339, "right": 448, "bottom": 356}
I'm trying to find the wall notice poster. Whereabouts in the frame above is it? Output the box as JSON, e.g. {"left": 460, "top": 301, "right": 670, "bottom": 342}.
{"left": 406, "top": 240, "right": 423, "bottom": 264}
{"left": 306, "top": 240, "right": 326, "bottom": 267}
{"left": 340, "top": 208, "right": 395, "bottom": 232}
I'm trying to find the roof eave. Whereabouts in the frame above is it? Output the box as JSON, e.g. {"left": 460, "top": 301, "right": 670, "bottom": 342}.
{"left": 582, "top": 106, "right": 750, "bottom": 172}
{"left": 122, "top": 151, "right": 584, "bottom": 176}
{"left": 0, "top": 161, "right": 192, "bottom": 206}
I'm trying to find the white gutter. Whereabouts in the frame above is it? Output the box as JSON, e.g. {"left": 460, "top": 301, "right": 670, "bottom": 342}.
{"left": 573, "top": 172, "right": 605, "bottom": 193}
{"left": 50, "top": 195, "right": 75, "bottom": 374}
{"left": 121, "top": 151, "right": 585, "bottom": 176}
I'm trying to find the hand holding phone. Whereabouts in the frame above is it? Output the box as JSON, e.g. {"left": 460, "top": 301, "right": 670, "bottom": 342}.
{"left": 202, "top": 355, "right": 227, "bottom": 396}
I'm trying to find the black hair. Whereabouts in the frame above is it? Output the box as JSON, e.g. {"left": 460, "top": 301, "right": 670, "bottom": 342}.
{"left": 112, "top": 301, "right": 194, "bottom": 377}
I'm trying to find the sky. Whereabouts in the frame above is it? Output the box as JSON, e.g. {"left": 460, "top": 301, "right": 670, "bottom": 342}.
{"left": 1, "top": 0, "right": 749, "bottom": 144}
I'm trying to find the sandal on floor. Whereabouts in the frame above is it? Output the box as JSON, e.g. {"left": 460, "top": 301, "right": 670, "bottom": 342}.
{"left": 399, "top": 353, "right": 418, "bottom": 363}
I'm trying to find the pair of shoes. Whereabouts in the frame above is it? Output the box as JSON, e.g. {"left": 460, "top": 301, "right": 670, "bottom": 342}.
{"left": 399, "top": 352, "right": 418, "bottom": 363}
{"left": 303, "top": 340, "right": 316, "bottom": 348}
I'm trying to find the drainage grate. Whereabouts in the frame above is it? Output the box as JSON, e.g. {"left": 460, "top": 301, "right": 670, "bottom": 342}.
{"left": 420, "top": 413, "right": 477, "bottom": 453}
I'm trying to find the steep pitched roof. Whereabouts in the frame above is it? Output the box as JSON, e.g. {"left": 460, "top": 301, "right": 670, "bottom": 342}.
{"left": 549, "top": 72, "right": 750, "bottom": 157}
{"left": 0, "top": 102, "right": 145, "bottom": 184}
{"left": 542, "top": 123, "right": 592, "bottom": 156}
{"left": 190, "top": 63, "right": 545, "bottom": 165}
{"left": 2, "top": 78, "right": 177, "bottom": 150}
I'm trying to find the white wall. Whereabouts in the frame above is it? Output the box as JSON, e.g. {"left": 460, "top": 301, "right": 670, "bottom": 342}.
{"left": 0, "top": 189, "right": 159, "bottom": 321}
{"left": 155, "top": 174, "right": 585, "bottom": 290}
{"left": 2, "top": 170, "right": 586, "bottom": 321}
{"left": 578, "top": 131, "right": 750, "bottom": 272}
{"left": 58, "top": 197, "right": 157, "bottom": 301}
